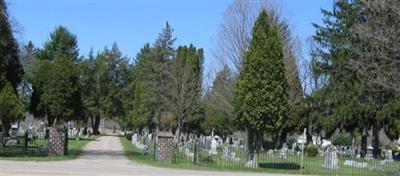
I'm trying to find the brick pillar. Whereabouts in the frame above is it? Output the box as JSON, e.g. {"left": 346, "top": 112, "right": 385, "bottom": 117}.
{"left": 157, "top": 133, "right": 175, "bottom": 162}
{"left": 48, "top": 127, "right": 67, "bottom": 156}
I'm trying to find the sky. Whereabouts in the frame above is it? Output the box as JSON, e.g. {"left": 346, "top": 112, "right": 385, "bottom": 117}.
{"left": 6, "top": 0, "right": 333, "bottom": 86}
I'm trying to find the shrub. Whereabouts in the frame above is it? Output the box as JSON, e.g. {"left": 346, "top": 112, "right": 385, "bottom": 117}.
{"left": 332, "top": 134, "right": 352, "bottom": 146}
{"left": 126, "top": 133, "right": 132, "bottom": 141}
{"left": 199, "top": 155, "right": 214, "bottom": 163}
{"left": 305, "top": 145, "right": 319, "bottom": 157}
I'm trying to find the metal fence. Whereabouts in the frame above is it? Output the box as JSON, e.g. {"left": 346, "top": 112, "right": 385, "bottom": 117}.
{"left": 125, "top": 134, "right": 400, "bottom": 176}
{"left": 170, "top": 140, "right": 400, "bottom": 176}
{"left": 0, "top": 130, "right": 48, "bottom": 157}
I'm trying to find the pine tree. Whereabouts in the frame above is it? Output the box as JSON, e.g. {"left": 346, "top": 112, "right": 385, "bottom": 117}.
{"left": 125, "top": 44, "right": 153, "bottom": 132}
{"left": 203, "top": 65, "right": 235, "bottom": 136}
{"left": 0, "top": 82, "right": 24, "bottom": 135}
{"left": 234, "top": 10, "right": 289, "bottom": 164}
{"left": 0, "top": 0, "right": 23, "bottom": 92}
{"left": 172, "top": 44, "right": 204, "bottom": 139}
{"left": 31, "top": 26, "right": 82, "bottom": 126}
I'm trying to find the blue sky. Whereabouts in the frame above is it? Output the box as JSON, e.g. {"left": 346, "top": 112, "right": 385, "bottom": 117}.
{"left": 7, "top": 0, "right": 333, "bottom": 85}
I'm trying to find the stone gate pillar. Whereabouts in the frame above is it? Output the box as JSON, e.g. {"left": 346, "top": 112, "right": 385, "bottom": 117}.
{"left": 48, "top": 127, "right": 68, "bottom": 156}
{"left": 157, "top": 133, "right": 174, "bottom": 162}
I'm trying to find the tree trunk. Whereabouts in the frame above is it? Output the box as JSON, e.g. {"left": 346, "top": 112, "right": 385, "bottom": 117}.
{"left": 361, "top": 128, "right": 368, "bottom": 157}
{"left": 247, "top": 129, "right": 255, "bottom": 165}
{"left": 372, "top": 122, "right": 380, "bottom": 158}
{"left": 278, "top": 129, "right": 288, "bottom": 148}
{"left": 92, "top": 115, "right": 100, "bottom": 135}
{"left": 1, "top": 120, "right": 10, "bottom": 137}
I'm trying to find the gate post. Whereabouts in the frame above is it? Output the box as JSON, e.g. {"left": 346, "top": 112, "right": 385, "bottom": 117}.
{"left": 156, "top": 132, "right": 174, "bottom": 162}
{"left": 48, "top": 127, "right": 67, "bottom": 156}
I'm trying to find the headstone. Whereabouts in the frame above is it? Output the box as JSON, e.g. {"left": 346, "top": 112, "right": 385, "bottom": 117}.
{"left": 344, "top": 160, "right": 368, "bottom": 168}
{"left": 387, "top": 149, "right": 393, "bottom": 162}
{"left": 290, "top": 143, "right": 296, "bottom": 155}
{"left": 209, "top": 138, "right": 217, "bottom": 155}
{"left": 131, "top": 133, "right": 138, "bottom": 144}
{"left": 381, "top": 149, "right": 394, "bottom": 164}
{"left": 365, "top": 147, "right": 374, "bottom": 161}
{"left": 222, "top": 146, "right": 229, "bottom": 159}
{"left": 267, "top": 149, "right": 274, "bottom": 157}
{"left": 322, "top": 146, "right": 339, "bottom": 170}
{"left": 280, "top": 143, "right": 288, "bottom": 159}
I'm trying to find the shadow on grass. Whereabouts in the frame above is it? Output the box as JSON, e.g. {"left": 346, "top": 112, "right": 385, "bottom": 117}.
{"left": 258, "top": 162, "right": 301, "bottom": 170}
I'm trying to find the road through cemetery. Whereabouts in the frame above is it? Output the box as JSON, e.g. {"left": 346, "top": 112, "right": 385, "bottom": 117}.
{"left": 0, "top": 136, "right": 293, "bottom": 176}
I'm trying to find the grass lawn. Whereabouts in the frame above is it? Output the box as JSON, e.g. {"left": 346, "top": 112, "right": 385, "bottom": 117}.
{"left": 121, "top": 137, "right": 400, "bottom": 176}
{"left": 0, "top": 136, "right": 99, "bottom": 161}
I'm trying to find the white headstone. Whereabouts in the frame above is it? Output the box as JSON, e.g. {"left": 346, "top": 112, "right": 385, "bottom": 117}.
{"left": 222, "top": 146, "right": 229, "bottom": 159}
{"left": 381, "top": 149, "right": 394, "bottom": 164}
{"left": 365, "top": 147, "right": 374, "bottom": 161}
{"left": 280, "top": 143, "right": 288, "bottom": 159}
{"left": 132, "top": 133, "right": 138, "bottom": 144}
{"left": 209, "top": 138, "right": 217, "bottom": 155}
{"left": 322, "top": 147, "right": 339, "bottom": 170}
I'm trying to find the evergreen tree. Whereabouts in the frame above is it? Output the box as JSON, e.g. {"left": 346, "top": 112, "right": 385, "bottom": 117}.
{"left": 172, "top": 44, "right": 204, "bottom": 138}
{"left": 203, "top": 65, "right": 235, "bottom": 136}
{"left": 0, "top": 0, "right": 24, "bottom": 92}
{"left": 20, "top": 41, "right": 38, "bottom": 110}
{"left": 234, "top": 10, "right": 289, "bottom": 164}
{"left": 147, "top": 22, "right": 177, "bottom": 131}
{"left": 79, "top": 49, "right": 100, "bottom": 133}
{"left": 125, "top": 44, "right": 153, "bottom": 132}
{"left": 31, "top": 26, "right": 82, "bottom": 126}
{"left": 0, "top": 82, "right": 24, "bottom": 135}
{"left": 96, "top": 43, "right": 129, "bottom": 130}
{"left": 310, "top": 0, "right": 379, "bottom": 156}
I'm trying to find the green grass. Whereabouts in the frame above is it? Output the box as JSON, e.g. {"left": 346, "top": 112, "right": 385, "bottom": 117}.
{"left": 121, "top": 137, "right": 400, "bottom": 175}
{"left": 0, "top": 136, "right": 99, "bottom": 161}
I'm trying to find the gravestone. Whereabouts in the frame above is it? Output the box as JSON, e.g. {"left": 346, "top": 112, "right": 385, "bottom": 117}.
{"left": 131, "top": 133, "right": 138, "bottom": 145}
{"left": 222, "top": 146, "right": 229, "bottom": 159}
{"left": 365, "top": 147, "right": 374, "bottom": 161}
{"left": 209, "top": 138, "right": 217, "bottom": 155}
{"left": 156, "top": 133, "right": 174, "bottom": 162}
{"left": 48, "top": 127, "right": 67, "bottom": 156}
{"left": 267, "top": 149, "right": 274, "bottom": 157}
{"left": 290, "top": 143, "right": 296, "bottom": 155}
{"left": 386, "top": 149, "right": 393, "bottom": 162}
{"left": 381, "top": 149, "right": 394, "bottom": 164}
{"left": 344, "top": 160, "right": 368, "bottom": 168}
{"left": 322, "top": 146, "right": 339, "bottom": 170}
{"left": 280, "top": 143, "right": 288, "bottom": 159}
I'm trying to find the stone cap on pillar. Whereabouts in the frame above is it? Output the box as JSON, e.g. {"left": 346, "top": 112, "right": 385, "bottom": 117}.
{"left": 157, "top": 132, "right": 174, "bottom": 138}
{"left": 49, "top": 127, "right": 67, "bottom": 132}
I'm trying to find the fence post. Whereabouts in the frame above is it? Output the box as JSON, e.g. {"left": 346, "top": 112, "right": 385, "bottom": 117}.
{"left": 24, "top": 130, "right": 28, "bottom": 153}
{"left": 153, "top": 132, "right": 157, "bottom": 161}
{"left": 193, "top": 139, "right": 198, "bottom": 165}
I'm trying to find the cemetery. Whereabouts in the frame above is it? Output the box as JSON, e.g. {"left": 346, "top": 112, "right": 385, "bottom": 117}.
{"left": 2, "top": 0, "right": 400, "bottom": 175}
{"left": 121, "top": 131, "right": 400, "bottom": 176}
